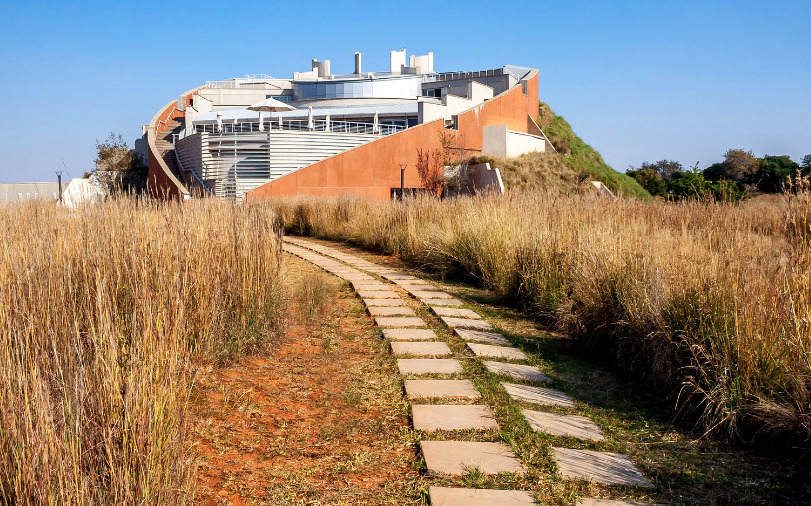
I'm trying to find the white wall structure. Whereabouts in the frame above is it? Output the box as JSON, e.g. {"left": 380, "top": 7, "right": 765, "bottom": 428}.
{"left": 481, "top": 125, "right": 549, "bottom": 158}
{"left": 0, "top": 182, "right": 61, "bottom": 203}
{"left": 62, "top": 178, "right": 106, "bottom": 207}
{"left": 390, "top": 49, "right": 406, "bottom": 74}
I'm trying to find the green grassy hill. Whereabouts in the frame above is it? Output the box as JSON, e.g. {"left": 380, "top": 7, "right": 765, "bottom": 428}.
{"left": 537, "top": 102, "right": 650, "bottom": 199}
{"left": 473, "top": 103, "right": 650, "bottom": 199}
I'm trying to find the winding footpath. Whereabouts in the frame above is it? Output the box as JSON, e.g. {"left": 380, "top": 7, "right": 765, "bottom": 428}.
{"left": 282, "top": 237, "right": 661, "bottom": 506}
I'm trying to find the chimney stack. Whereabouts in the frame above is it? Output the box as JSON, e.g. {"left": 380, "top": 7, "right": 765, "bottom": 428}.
{"left": 354, "top": 52, "right": 362, "bottom": 75}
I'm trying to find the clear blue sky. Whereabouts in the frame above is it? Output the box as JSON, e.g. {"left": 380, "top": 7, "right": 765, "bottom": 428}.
{"left": 0, "top": 0, "right": 808, "bottom": 182}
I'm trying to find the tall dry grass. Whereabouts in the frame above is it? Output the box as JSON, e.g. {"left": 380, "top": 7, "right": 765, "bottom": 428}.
{"left": 0, "top": 198, "right": 283, "bottom": 503}
{"left": 272, "top": 181, "right": 811, "bottom": 444}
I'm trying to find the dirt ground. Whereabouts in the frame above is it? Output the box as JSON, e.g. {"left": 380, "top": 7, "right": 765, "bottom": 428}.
{"left": 190, "top": 256, "right": 421, "bottom": 505}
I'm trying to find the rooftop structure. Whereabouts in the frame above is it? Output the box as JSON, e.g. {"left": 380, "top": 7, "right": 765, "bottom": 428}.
{"left": 145, "top": 50, "right": 551, "bottom": 200}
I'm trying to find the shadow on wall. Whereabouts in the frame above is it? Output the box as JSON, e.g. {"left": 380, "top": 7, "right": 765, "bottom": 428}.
{"left": 444, "top": 163, "right": 504, "bottom": 197}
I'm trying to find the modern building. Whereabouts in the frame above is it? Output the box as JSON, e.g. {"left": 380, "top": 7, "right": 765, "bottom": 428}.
{"left": 145, "top": 50, "right": 551, "bottom": 200}
{"left": 0, "top": 182, "right": 61, "bottom": 204}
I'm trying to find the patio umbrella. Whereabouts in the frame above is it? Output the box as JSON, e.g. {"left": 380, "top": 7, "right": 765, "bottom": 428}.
{"left": 258, "top": 111, "right": 264, "bottom": 131}
{"left": 373, "top": 111, "right": 379, "bottom": 134}
{"left": 216, "top": 112, "right": 223, "bottom": 133}
{"left": 277, "top": 112, "right": 284, "bottom": 130}
{"left": 248, "top": 97, "right": 294, "bottom": 131}
{"left": 324, "top": 113, "right": 331, "bottom": 132}
{"left": 307, "top": 106, "right": 314, "bottom": 131}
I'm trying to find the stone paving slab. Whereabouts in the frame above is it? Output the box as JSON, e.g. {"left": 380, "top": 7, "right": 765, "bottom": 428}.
{"left": 420, "top": 298, "right": 464, "bottom": 306}
{"left": 392, "top": 278, "right": 429, "bottom": 285}
{"left": 398, "top": 359, "right": 463, "bottom": 375}
{"left": 523, "top": 410, "right": 604, "bottom": 441}
{"left": 382, "top": 273, "right": 419, "bottom": 281}
{"left": 467, "top": 343, "right": 527, "bottom": 360}
{"left": 351, "top": 282, "right": 390, "bottom": 290}
{"left": 441, "top": 317, "right": 493, "bottom": 330}
{"left": 453, "top": 327, "right": 512, "bottom": 346}
{"left": 357, "top": 290, "right": 400, "bottom": 299}
{"left": 454, "top": 328, "right": 511, "bottom": 345}
{"left": 391, "top": 341, "right": 452, "bottom": 357}
{"left": 374, "top": 317, "right": 427, "bottom": 327}
{"left": 420, "top": 441, "right": 526, "bottom": 475}
{"left": 501, "top": 382, "right": 574, "bottom": 408}
{"left": 412, "top": 405, "right": 499, "bottom": 430}
{"left": 404, "top": 285, "right": 439, "bottom": 292}
{"left": 484, "top": 361, "right": 552, "bottom": 383}
{"left": 368, "top": 306, "right": 416, "bottom": 317}
{"left": 383, "top": 328, "right": 437, "bottom": 341}
{"left": 429, "top": 487, "right": 536, "bottom": 505}
{"left": 411, "top": 290, "right": 454, "bottom": 299}
{"left": 339, "top": 274, "right": 375, "bottom": 281}
{"left": 552, "top": 448, "right": 653, "bottom": 488}
{"left": 363, "top": 298, "right": 408, "bottom": 307}
{"left": 579, "top": 499, "right": 666, "bottom": 506}
{"left": 431, "top": 307, "right": 481, "bottom": 319}
{"left": 404, "top": 379, "right": 481, "bottom": 399}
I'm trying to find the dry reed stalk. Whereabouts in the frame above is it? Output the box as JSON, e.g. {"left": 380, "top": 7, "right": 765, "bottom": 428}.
{"left": 0, "top": 198, "right": 283, "bottom": 503}
{"left": 272, "top": 191, "right": 811, "bottom": 443}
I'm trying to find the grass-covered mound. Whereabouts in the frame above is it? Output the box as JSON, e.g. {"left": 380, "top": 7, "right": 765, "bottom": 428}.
{"left": 536, "top": 102, "right": 651, "bottom": 199}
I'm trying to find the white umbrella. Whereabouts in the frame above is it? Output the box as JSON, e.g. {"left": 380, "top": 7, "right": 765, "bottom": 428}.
{"left": 248, "top": 97, "right": 294, "bottom": 132}
{"left": 258, "top": 111, "right": 264, "bottom": 131}
{"left": 216, "top": 112, "right": 222, "bottom": 133}
{"left": 307, "top": 106, "right": 314, "bottom": 131}
{"left": 277, "top": 112, "right": 284, "bottom": 130}
{"left": 324, "top": 113, "right": 331, "bottom": 132}
{"left": 372, "top": 111, "right": 379, "bottom": 134}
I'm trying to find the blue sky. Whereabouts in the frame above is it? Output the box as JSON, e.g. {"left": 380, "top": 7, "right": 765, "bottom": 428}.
{"left": 0, "top": 0, "right": 808, "bottom": 182}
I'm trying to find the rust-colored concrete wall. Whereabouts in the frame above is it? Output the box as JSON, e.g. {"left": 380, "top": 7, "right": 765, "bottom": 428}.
{"left": 247, "top": 71, "right": 539, "bottom": 202}
{"left": 147, "top": 91, "right": 199, "bottom": 199}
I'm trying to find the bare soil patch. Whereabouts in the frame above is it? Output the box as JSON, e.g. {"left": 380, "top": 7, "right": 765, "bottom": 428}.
{"left": 190, "top": 256, "right": 420, "bottom": 504}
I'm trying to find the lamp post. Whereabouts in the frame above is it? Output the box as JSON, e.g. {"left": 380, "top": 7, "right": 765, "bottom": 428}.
{"left": 399, "top": 164, "right": 406, "bottom": 201}
{"left": 55, "top": 171, "right": 63, "bottom": 204}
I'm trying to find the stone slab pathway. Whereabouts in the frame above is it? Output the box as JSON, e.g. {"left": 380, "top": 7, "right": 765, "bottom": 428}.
{"left": 357, "top": 290, "right": 400, "bottom": 298}
{"left": 431, "top": 307, "right": 481, "bottom": 319}
{"left": 454, "top": 328, "right": 512, "bottom": 345}
{"left": 283, "top": 238, "right": 656, "bottom": 499}
{"left": 468, "top": 343, "right": 528, "bottom": 361}
{"left": 404, "top": 379, "right": 481, "bottom": 399}
{"left": 383, "top": 328, "right": 437, "bottom": 341}
{"left": 501, "top": 383, "right": 574, "bottom": 408}
{"left": 429, "top": 487, "right": 536, "bottom": 505}
{"left": 441, "top": 316, "right": 493, "bottom": 330}
{"left": 368, "top": 306, "right": 416, "bottom": 316}
{"left": 420, "top": 441, "right": 526, "bottom": 475}
{"left": 390, "top": 341, "right": 452, "bottom": 357}
{"left": 363, "top": 298, "right": 408, "bottom": 307}
{"left": 484, "top": 361, "right": 552, "bottom": 383}
{"left": 374, "top": 316, "right": 427, "bottom": 327}
{"left": 523, "top": 410, "right": 604, "bottom": 441}
{"left": 552, "top": 448, "right": 653, "bottom": 488}
{"left": 420, "top": 297, "right": 464, "bottom": 306}
{"left": 397, "top": 359, "right": 463, "bottom": 375}
{"left": 410, "top": 290, "right": 454, "bottom": 299}
{"left": 412, "top": 405, "right": 499, "bottom": 430}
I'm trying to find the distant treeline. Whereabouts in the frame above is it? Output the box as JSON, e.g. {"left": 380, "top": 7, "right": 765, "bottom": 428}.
{"left": 627, "top": 150, "right": 811, "bottom": 201}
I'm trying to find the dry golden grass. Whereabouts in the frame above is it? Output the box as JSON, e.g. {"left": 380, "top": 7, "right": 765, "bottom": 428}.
{"left": 0, "top": 198, "right": 283, "bottom": 503}
{"left": 272, "top": 179, "right": 811, "bottom": 445}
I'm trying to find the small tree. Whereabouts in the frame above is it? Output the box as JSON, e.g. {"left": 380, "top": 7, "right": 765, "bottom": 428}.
{"left": 87, "top": 133, "right": 148, "bottom": 194}
{"left": 720, "top": 148, "right": 760, "bottom": 184}
{"left": 626, "top": 167, "right": 666, "bottom": 197}
{"left": 756, "top": 155, "right": 799, "bottom": 193}
{"left": 801, "top": 154, "right": 811, "bottom": 175}
{"left": 415, "top": 148, "right": 444, "bottom": 197}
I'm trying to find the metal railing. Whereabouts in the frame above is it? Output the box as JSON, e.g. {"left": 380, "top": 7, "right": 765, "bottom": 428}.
{"left": 180, "top": 119, "right": 405, "bottom": 140}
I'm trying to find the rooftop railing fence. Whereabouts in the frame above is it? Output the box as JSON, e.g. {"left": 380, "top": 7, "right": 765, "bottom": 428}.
{"left": 177, "top": 119, "right": 405, "bottom": 141}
